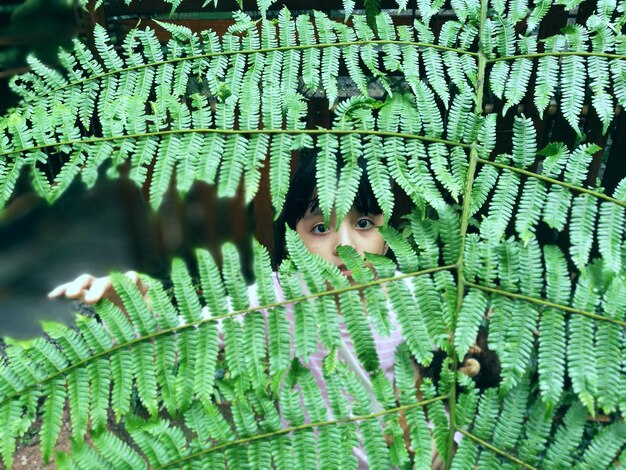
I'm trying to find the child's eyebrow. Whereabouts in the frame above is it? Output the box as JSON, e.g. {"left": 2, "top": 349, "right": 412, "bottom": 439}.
{"left": 302, "top": 207, "right": 323, "bottom": 220}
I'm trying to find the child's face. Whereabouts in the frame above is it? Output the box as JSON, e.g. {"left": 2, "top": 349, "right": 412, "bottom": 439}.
{"left": 295, "top": 206, "right": 386, "bottom": 276}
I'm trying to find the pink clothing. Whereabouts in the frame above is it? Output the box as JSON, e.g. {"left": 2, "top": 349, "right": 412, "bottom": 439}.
{"left": 258, "top": 273, "right": 405, "bottom": 468}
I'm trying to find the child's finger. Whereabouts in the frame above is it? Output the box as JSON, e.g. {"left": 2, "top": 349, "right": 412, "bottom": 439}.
{"left": 82, "top": 276, "right": 114, "bottom": 304}
{"left": 64, "top": 274, "right": 96, "bottom": 298}
{"left": 48, "top": 283, "right": 70, "bottom": 298}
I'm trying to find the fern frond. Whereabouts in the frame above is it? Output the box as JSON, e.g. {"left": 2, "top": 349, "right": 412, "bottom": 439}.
{"left": 543, "top": 402, "right": 587, "bottom": 468}
{"left": 492, "top": 377, "right": 529, "bottom": 453}
{"left": 500, "top": 302, "right": 537, "bottom": 393}
{"left": 569, "top": 272, "right": 599, "bottom": 412}
{"left": 502, "top": 57, "right": 533, "bottom": 116}
{"left": 489, "top": 61, "right": 510, "bottom": 99}
{"left": 270, "top": 134, "right": 293, "bottom": 215}
{"left": 511, "top": 115, "right": 537, "bottom": 169}
{"left": 364, "top": 135, "right": 394, "bottom": 220}
{"left": 218, "top": 134, "right": 248, "bottom": 199}
{"left": 518, "top": 238, "right": 544, "bottom": 297}
{"left": 388, "top": 275, "right": 433, "bottom": 365}
{"left": 40, "top": 378, "right": 66, "bottom": 463}
{"left": 569, "top": 194, "right": 598, "bottom": 270}
{"left": 517, "top": 399, "right": 555, "bottom": 467}
{"left": 455, "top": 289, "right": 488, "bottom": 359}
{"left": 481, "top": 169, "right": 520, "bottom": 240}
{"left": 514, "top": 178, "right": 547, "bottom": 243}
{"left": 598, "top": 200, "right": 625, "bottom": 274}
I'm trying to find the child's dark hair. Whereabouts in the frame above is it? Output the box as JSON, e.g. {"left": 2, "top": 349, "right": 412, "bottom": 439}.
{"left": 273, "top": 150, "right": 384, "bottom": 265}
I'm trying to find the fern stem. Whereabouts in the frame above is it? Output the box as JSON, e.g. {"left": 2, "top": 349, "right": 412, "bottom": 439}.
{"left": 466, "top": 281, "right": 626, "bottom": 328}
{"left": 455, "top": 428, "right": 538, "bottom": 470}
{"left": 488, "top": 50, "right": 626, "bottom": 63}
{"left": 22, "top": 39, "right": 478, "bottom": 105}
{"left": 477, "top": 158, "right": 626, "bottom": 208}
{"left": 445, "top": 0, "right": 491, "bottom": 464}
{"left": 157, "top": 395, "right": 449, "bottom": 469}
{"left": 0, "top": 129, "right": 469, "bottom": 159}
{"left": 0, "top": 265, "right": 456, "bottom": 409}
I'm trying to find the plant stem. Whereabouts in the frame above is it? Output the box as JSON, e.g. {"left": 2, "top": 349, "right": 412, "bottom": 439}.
{"left": 445, "top": 0, "right": 490, "bottom": 467}
{"left": 158, "top": 395, "right": 449, "bottom": 468}
{"left": 488, "top": 50, "right": 626, "bottom": 63}
{"left": 477, "top": 158, "right": 626, "bottom": 208}
{"left": 466, "top": 281, "right": 626, "bottom": 328}
{"left": 455, "top": 428, "right": 538, "bottom": 470}
{"left": 0, "top": 264, "right": 456, "bottom": 409}
{"left": 0, "top": 128, "right": 469, "bottom": 159}
{"left": 20, "top": 40, "right": 478, "bottom": 105}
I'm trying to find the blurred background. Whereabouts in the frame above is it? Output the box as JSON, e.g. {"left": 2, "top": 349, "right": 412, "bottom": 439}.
{"left": 2, "top": 0, "right": 625, "bottom": 339}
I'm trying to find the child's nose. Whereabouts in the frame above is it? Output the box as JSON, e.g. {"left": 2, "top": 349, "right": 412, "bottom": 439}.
{"left": 334, "top": 225, "right": 357, "bottom": 254}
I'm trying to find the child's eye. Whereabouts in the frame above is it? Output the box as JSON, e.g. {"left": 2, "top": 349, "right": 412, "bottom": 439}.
{"left": 355, "top": 218, "right": 374, "bottom": 230}
{"left": 312, "top": 223, "right": 329, "bottom": 234}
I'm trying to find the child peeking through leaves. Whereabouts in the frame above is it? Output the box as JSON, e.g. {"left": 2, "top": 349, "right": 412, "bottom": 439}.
{"left": 50, "top": 151, "right": 496, "bottom": 469}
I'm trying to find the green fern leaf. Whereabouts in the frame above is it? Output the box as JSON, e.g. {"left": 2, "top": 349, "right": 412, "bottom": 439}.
{"left": 171, "top": 257, "right": 202, "bottom": 323}
{"left": 148, "top": 135, "right": 178, "bottom": 209}
{"left": 502, "top": 58, "right": 533, "bottom": 116}
{"left": 482, "top": 169, "right": 520, "bottom": 240}
{"left": 277, "top": 262, "right": 315, "bottom": 364}
{"left": 595, "top": 321, "right": 622, "bottom": 414}
{"left": 511, "top": 115, "right": 537, "bottom": 169}
{"left": 544, "top": 402, "right": 587, "bottom": 468}
{"left": 496, "top": 238, "right": 520, "bottom": 292}
{"left": 447, "top": 89, "right": 475, "bottom": 143}
{"left": 253, "top": 240, "right": 289, "bottom": 374}
{"left": 598, "top": 200, "right": 624, "bottom": 274}
{"left": 407, "top": 141, "right": 446, "bottom": 211}
{"left": 133, "top": 342, "right": 158, "bottom": 416}
{"left": 542, "top": 185, "right": 572, "bottom": 232}
{"left": 388, "top": 277, "right": 433, "bottom": 365}
{"left": 455, "top": 289, "right": 488, "bottom": 358}
{"left": 597, "top": 277, "right": 626, "bottom": 413}
{"left": 565, "top": 143, "right": 600, "bottom": 185}
{"left": 489, "top": 61, "right": 510, "bottom": 99}
{"left": 421, "top": 380, "right": 450, "bottom": 462}
{"left": 155, "top": 334, "right": 178, "bottom": 415}
{"left": 197, "top": 134, "right": 225, "bottom": 186}
{"left": 243, "top": 134, "right": 270, "bottom": 204}
{"left": 338, "top": 246, "right": 391, "bottom": 336}
{"left": 519, "top": 238, "right": 544, "bottom": 296}
{"left": 218, "top": 135, "right": 248, "bottom": 199}
{"left": 40, "top": 377, "right": 66, "bottom": 463}
{"left": 492, "top": 377, "right": 529, "bottom": 453}
{"left": 176, "top": 328, "right": 197, "bottom": 410}
{"left": 569, "top": 194, "right": 598, "bottom": 270}
{"left": 421, "top": 47, "right": 450, "bottom": 107}
{"left": 412, "top": 79, "right": 443, "bottom": 138}
{"left": 437, "top": 204, "right": 462, "bottom": 265}
{"left": 569, "top": 272, "right": 599, "bottom": 412}
{"left": 364, "top": 135, "right": 394, "bottom": 220}
{"left": 561, "top": 50, "right": 587, "bottom": 134}
{"left": 576, "top": 422, "right": 626, "bottom": 469}
{"left": 430, "top": 143, "right": 462, "bottom": 202}
{"left": 413, "top": 275, "right": 450, "bottom": 350}
{"left": 270, "top": 134, "right": 293, "bottom": 215}
{"left": 500, "top": 302, "right": 537, "bottom": 392}
{"left": 469, "top": 164, "right": 499, "bottom": 216}
{"left": 514, "top": 178, "right": 547, "bottom": 243}
{"left": 195, "top": 249, "right": 227, "bottom": 318}
{"left": 316, "top": 133, "right": 339, "bottom": 225}
{"left": 517, "top": 399, "right": 555, "bottom": 466}
{"left": 527, "top": 0, "right": 553, "bottom": 31}
{"left": 408, "top": 211, "right": 441, "bottom": 269}
{"left": 176, "top": 133, "right": 203, "bottom": 195}
{"left": 91, "top": 431, "right": 147, "bottom": 470}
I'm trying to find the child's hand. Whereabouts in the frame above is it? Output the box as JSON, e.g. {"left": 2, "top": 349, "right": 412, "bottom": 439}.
{"left": 48, "top": 271, "right": 149, "bottom": 306}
